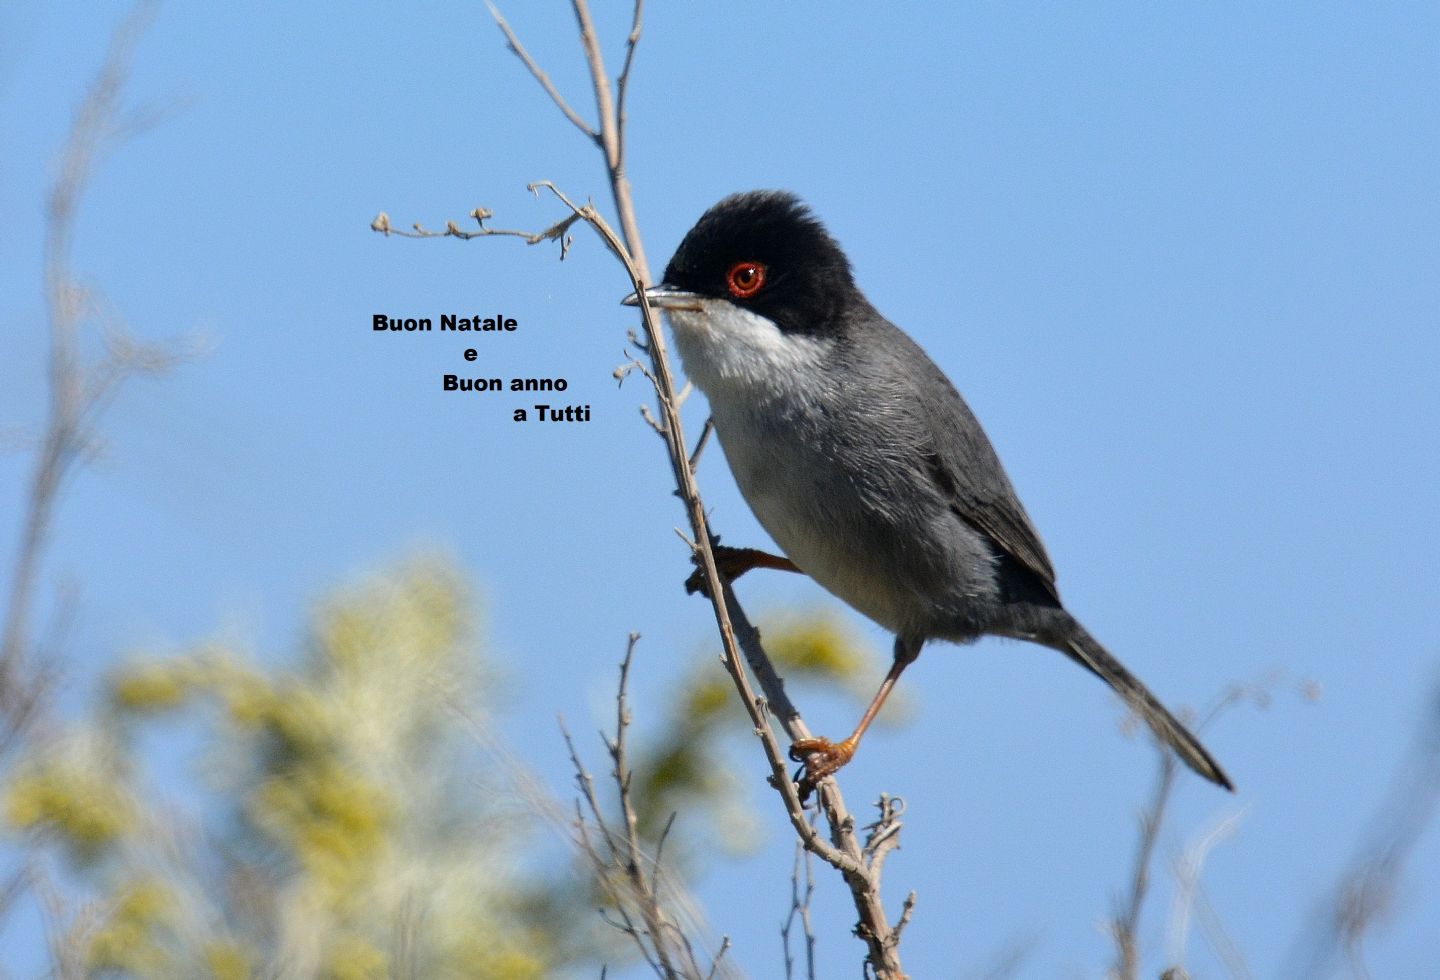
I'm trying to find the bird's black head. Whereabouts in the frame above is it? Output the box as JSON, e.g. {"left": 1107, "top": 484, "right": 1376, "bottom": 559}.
{"left": 661, "top": 191, "right": 858, "bottom": 334}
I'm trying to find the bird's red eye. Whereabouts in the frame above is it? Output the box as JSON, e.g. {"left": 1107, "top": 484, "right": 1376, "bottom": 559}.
{"left": 726, "top": 261, "right": 766, "bottom": 299}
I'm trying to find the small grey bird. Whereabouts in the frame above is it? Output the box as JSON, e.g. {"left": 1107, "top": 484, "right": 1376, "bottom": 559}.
{"left": 624, "top": 190, "right": 1232, "bottom": 792}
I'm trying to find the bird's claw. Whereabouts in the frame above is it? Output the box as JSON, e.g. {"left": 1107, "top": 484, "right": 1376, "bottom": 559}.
{"left": 789, "top": 736, "right": 856, "bottom": 801}
{"left": 683, "top": 565, "right": 711, "bottom": 596}
{"left": 683, "top": 543, "right": 743, "bottom": 596}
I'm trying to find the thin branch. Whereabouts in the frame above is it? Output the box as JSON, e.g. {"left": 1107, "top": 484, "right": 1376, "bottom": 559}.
{"left": 639, "top": 403, "right": 666, "bottom": 436}
{"left": 449, "top": 637, "right": 731, "bottom": 975}
{"left": 566, "top": 0, "right": 650, "bottom": 278}
{"left": 625, "top": 327, "right": 650, "bottom": 355}
{"left": 370, "top": 206, "right": 580, "bottom": 257}
{"left": 608, "top": 634, "right": 682, "bottom": 979}
{"left": 650, "top": 810, "right": 678, "bottom": 899}
{"left": 1112, "top": 748, "right": 1176, "bottom": 980}
{"left": 892, "top": 892, "right": 917, "bottom": 944}
{"left": 484, "top": 2, "right": 599, "bottom": 143}
{"left": 687, "top": 418, "right": 715, "bottom": 474}
{"left": 1165, "top": 806, "right": 1249, "bottom": 978}
{"left": 561, "top": 721, "right": 624, "bottom": 864}
{"left": 781, "top": 814, "right": 819, "bottom": 980}
{"left": 1179, "top": 872, "right": 1252, "bottom": 979}
{"left": 863, "top": 794, "right": 907, "bottom": 887}
{"left": 1286, "top": 682, "right": 1440, "bottom": 977}
{"left": 615, "top": 0, "right": 644, "bottom": 164}
{"left": 703, "top": 937, "right": 732, "bottom": 980}
{"left": 2, "top": 0, "right": 189, "bottom": 718}
{"left": 559, "top": 637, "right": 742, "bottom": 979}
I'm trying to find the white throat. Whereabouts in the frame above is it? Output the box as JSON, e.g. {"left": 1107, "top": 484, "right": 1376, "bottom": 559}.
{"left": 663, "top": 299, "right": 829, "bottom": 400}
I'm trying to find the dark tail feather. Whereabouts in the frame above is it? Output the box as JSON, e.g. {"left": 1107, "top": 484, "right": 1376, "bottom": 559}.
{"left": 1053, "top": 619, "right": 1234, "bottom": 792}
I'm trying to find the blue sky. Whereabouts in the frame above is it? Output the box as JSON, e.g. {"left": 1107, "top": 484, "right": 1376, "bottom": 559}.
{"left": 3, "top": 2, "right": 1438, "bottom": 976}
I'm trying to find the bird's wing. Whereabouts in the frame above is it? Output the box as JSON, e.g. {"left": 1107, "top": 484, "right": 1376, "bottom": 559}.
{"left": 905, "top": 346, "right": 1060, "bottom": 599}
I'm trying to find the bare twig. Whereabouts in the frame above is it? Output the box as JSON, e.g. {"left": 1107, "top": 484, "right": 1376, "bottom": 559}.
{"left": 1, "top": 9, "right": 201, "bottom": 975}
{"left": 560, "top": 637, "right": 738, "bottom": 979}
{"left": 687, "top": 418, "right": 715, "bottom": 474}
{"left": 782, "top": 814, "right": 819, "bottom": 980}
{"left": 370, "top": 206, "right": 580, "bottom": 258}
{"left": 449, "top": 694, "right": 725, "bottom": 969}
{"left": 863, "top": 794, "right": 907, "bottom": 888}
{"left": 1286, "top": 682, "right": 1440, "bottom": 978}
{"left": 650, "top": 810, "right": 678, "bottom": 899}
{"left": 484, "top": 2, "right": 598, "bottom": 143}
{"left": 566, "top": 0, "right": 649, "bottom": 274}
{"left": 615, "top": 0, "right": 644, "bottom": 165}
{"left": 565, "top": 723, "right": 675, "bottom": 977}
{"left": 560, "top": 725, "right": 625, "bottom": 882}
{"left": 703, "top": 937, "right": 732, "bottom": 980}
{"left": 625, "top": 327, "right": 650, "bottom": 355}
{"left": 2, "top": 1, "right": 191, "bottom": 722}
{"left": 639, "top": 403, "right": 666, "bottom": 436}
{"left": 1170, "top": 827, "right": 1253, "bottom": 980}
{"left": 608, "top": 634, "right": 682, "bottom": 979}
{"left": 892, "top": 892, "right": 917, "bottom": 945}
{"left": 1197, "top": 893, "right": 1250, "bottom": 979}
{"left": 1112, "top": 749, "right": 1177, "bottom": 980}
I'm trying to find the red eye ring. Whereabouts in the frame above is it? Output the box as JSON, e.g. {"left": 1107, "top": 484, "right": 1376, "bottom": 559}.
{"left": 726, "top": 260, "right": 766, "bottom": 299}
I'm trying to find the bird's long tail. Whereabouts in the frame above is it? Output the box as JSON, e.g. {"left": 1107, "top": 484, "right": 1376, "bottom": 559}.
{"left": 1049, "top": 616, "right": 1234, "bottom": 791}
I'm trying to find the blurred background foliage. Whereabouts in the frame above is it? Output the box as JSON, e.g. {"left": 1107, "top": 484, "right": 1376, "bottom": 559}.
{"left": 2, "top": 558, "right": 884, "bottom": 977}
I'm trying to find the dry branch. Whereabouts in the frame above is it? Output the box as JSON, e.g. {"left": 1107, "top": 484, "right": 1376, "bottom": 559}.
{"left": 1112, "top": 749, "right": 1176, "bottom": 980}
{"left": 561, "top": 636, "right": 734, "bottom": 980}
{"left": 2, "top": 0, "right": 195, "bottom": 726}
{"left": 1286, "top": 684, "right": 1440, "bottom": 977}
{"left": 782, "top": 816, "right": 819, "bottom": 980}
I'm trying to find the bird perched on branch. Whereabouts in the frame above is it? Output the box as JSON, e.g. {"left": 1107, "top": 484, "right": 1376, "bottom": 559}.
{"left": 624, "top": 190, "right": 1232, "bottom": 794}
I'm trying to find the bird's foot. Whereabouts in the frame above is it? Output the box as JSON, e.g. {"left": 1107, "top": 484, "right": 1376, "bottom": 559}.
{"left": 684, "top": 545, "right": 790, "bottom": 596}
{"left": 789, "top": 736, "right": 857, "bottom": 801}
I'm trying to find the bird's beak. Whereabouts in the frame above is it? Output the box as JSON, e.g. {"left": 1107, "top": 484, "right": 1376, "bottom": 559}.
{"left": 620, "top": 283, "right": 704, "bottom": 311}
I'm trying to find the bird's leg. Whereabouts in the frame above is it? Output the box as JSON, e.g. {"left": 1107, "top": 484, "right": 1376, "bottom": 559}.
{"left": 791, "top": 636, "right": 923, "bottom": 795}
{"left": 684, "top": 545, "right": 801, "bottom": 595}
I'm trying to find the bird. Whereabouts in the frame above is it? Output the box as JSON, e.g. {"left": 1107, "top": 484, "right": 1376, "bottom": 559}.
{"left": 623, "top": 190, "right": 1233, "bottom": 793}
